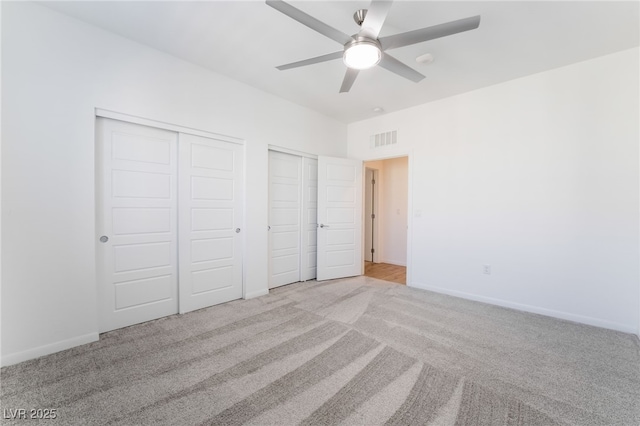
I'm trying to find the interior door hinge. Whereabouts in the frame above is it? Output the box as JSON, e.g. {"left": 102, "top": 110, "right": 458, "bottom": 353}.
{"left": 371, "top": 213, "right": 375, "bottom": 219}
{"left": 372, "top": 179, "right": 375, "bottom": 185}
{"left": 371, "top": 248, "right": 375, "bottom": 253}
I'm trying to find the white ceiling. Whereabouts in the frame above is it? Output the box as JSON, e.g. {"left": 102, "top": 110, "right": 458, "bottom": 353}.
{"left": 42, "top": 1, "right": 639, "bottom": 123}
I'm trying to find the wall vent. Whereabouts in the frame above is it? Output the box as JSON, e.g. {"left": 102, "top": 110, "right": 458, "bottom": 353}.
{"left": 370, "top": 130, "right": 397, "bottom": 148}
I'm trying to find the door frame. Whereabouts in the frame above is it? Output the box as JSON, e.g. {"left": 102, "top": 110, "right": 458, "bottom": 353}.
{"left": 267, "top": 145, "right": 318, "bottom": 161}
{"left": 96, "top": 109, "right": 243, "bottom": 145}
{"left": 95, "top": 109, "right": 248, "bottom": 307}
{"left": 360, "top": 151, "right": 413, "bottom": 285}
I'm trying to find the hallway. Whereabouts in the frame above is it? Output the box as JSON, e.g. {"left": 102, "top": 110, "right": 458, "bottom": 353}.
{"left": 364, "top": 261, "right": 406, "bottom": 285}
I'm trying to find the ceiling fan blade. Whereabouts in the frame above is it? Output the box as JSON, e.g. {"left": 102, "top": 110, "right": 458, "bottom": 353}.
{"left": 378, "top": 53, "right": 425, "bottom": 83}
{"left": 277, "top": 51, "right": 343, "bottom": 70}
{"left": 266, "top": 0, "right": 353, "bottom": 45}
{"left": 359, "top": 0, "right": 393, "bottom": 39}
{"left": 379, "top": 15, "right": 481, "bottom": 50}
{"left": 339, "top": 68, "right": 360, "bottom": 93}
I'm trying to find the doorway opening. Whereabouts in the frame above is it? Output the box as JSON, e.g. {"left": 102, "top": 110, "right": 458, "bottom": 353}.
{"left": 363, "top": 157, "right": 408, "bottom": 285}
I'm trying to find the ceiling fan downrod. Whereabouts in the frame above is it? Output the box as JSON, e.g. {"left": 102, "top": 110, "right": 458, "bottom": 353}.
{"left": 353, "top": 9, "right": 368, "bottom": 26}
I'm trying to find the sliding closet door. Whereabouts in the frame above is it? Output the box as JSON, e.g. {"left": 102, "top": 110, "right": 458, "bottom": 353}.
{"left": 268, "top": 151, "right": 302, "bottom": 288}
{"left": 178, "top": 133, "right": 244, "bottom": 314}
{"left": 301, "top": 157, "right": 318, "bottom": 281}
{"left": 97, "top": 118, "right": 179, "bottom": 333}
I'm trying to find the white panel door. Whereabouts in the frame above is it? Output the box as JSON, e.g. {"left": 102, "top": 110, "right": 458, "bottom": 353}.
{"left": 97, "top": 118, "right": 178, "bottom": 333}
{"left": 179, "top": 133, "right": 243, "bottom": 314}
{"left": 317, "top": 156, "right": 363, "bottom": 281}
{"left": 301, "top": 157, "right": 318, "bottom": 281}
{"left": 268, "top": 151, "right": 302, "bottom": 288}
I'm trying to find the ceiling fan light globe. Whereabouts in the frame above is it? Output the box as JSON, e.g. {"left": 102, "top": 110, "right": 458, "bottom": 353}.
{"left": 343, "top": 42, "right": 381, "bottom": 70}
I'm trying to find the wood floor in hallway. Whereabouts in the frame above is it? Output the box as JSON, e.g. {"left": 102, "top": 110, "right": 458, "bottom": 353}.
{"left": 364, "top": 261, "right": 406, "bottom": 285}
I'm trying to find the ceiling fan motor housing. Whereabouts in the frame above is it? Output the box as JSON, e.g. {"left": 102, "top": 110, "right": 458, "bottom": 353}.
{"left": 344, "top": 35, "right": 381, "bottom": 51}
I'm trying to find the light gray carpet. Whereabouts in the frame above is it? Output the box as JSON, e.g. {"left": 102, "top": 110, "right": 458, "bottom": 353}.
{"left": 1, "top": 276, "right": 639, "bottom": 425}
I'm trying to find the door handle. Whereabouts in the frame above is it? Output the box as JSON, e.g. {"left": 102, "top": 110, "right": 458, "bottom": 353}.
{"left": 236, "top": 228, "right": 241, "bottom": 233}
{"left": 99, "top": 236, "right": 109, "bottom": 243}
{"left": 319, "top": 224, "right": 330, "bottom": 228}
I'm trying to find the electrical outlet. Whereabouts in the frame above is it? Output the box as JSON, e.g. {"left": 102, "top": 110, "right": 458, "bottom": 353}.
{"left": 483, "top": 264, "right": 491, "bottom": 275}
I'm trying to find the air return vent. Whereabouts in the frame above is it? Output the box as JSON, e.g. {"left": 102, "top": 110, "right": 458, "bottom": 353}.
{"left": 370, "top": 130, "right": 397, "bottom": 148}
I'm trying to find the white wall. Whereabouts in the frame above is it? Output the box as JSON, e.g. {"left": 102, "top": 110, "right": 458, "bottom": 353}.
{"left": 349, "top": 48, "right": 640, "bottom": 334}
{"left": 1, "top": 2, "right": 347, "bottom": 365}
{"left": 380, "top": 157, "right": 408, "bottom": 266}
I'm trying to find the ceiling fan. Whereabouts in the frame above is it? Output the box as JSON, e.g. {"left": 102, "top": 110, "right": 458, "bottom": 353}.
{"left": 266, "top": 0, "right": 480, "bottom": 93}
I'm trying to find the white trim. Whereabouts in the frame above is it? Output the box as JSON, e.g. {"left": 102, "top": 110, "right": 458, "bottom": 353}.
{"left": 268, "top": 145, "right": 317, "bottom": 159}
{"left": 405, "top": 153, "right": 413, "bottom": 286}
{"left": 244, "top": 289, "right": 269, "bottom": 300}
{"left": 0, "top": 1, "right": 3, "bottom": 365}
{"left": 95, "top": 108, "right": 244, "bottom": 145}
{"left": 360, "top": 165, "right": 367, "bottom": 274}
{"left": 241, "top": 142, "right": 248, "bottom": 300}
{"left": 360, "top": 150, "right": 412, "bottom": 163}
{"left": 1, "top": 333, "right": 99, "bottom": 367}
{"left": 411, "top": 282, "right": 637, "bottom": 334}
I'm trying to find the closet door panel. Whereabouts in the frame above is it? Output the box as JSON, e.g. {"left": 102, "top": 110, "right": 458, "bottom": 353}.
{"left": 179, "top": 134, "right": 244, "bottom": 314}
{"left": 268, "top": 151, "right": 302, "bottom": 288}
{"left": 97, "top": 118, "right": 179, "bottom": 333}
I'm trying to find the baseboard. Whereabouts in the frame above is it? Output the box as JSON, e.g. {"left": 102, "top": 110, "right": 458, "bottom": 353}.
{"left": 1, "top": 332, "right": 99, "bottom": 367}
{"left": 410, "top": 282, "right": 637, "bottom": 335}
{"left": 244, "top": 288, "right": 269, "bottom": 300}
{"left": 380, "top": 259, "right": 407, "bottom": 267}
